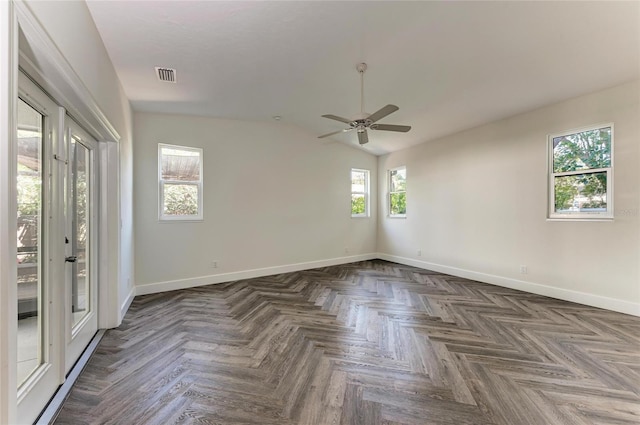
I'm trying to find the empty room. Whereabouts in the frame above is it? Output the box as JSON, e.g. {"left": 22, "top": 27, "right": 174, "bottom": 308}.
{"left": 1, "top": 1, "right": 639, "bottom": 424}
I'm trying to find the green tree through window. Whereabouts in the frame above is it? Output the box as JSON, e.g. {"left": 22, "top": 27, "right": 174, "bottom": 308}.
{"left": 389, "top": 167, "right": 406, "bottom": 216}
{"left": 550, "top": 126, "right": 612, "bottom": 217}
{"left": 351, "top": 169, "right": 369, "bottom": 217}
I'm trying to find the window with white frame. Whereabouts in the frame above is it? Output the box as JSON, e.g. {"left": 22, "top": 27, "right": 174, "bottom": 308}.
{"left": 159, "top": 144, "right": 203, "bottom": 221}
{"left": 351, "top": 168, "right": 370, "bottom": 217}
{"left": 388, "top": 166, "right": 406, "bottom": 217}
{"left": 548, "top": 124, "right": 613, "bottom": 219}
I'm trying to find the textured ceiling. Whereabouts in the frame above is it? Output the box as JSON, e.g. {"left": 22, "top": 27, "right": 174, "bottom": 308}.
{"left": 86, "top": 1, "right": 640, "bottom": 155}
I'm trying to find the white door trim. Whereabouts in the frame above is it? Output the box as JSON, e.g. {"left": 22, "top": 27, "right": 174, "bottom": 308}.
{"left": 0, "top": 1, "right": 18, "bottom": 423}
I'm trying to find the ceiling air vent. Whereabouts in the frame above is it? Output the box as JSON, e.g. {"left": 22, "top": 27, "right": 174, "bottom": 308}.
{"left": 155, "top": 67, "right": 176, "bottom": 83}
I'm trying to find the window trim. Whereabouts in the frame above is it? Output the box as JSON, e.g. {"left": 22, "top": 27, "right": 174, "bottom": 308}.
{"left": 547, "top": 123, "right": 614, "bottom": 220}
{"left": 388, "top": 165, "right": 407, "bottom": 218}
{"left": 158, "top": 143, "right": 203, "bottom": 222}
{"left": 350, "top": 168, "right": 370, "bottom": 218}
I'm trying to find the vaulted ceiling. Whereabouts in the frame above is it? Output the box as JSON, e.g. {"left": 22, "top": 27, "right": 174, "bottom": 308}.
{"left": 86, "top": 1, "right": 640, "bottom": 155}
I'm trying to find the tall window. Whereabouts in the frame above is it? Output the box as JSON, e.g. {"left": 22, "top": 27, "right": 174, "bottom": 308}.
{"left": 351, "top": 168, "right": 370, "bottom": 217}
{"left": 389, "top": 166, "right": 406, "bottom": 217}
{"left": 549, "top": 124, "right": 613, "bottom": 219}
{"left": 159, "top": 144, "right": 203, "bottom": 221}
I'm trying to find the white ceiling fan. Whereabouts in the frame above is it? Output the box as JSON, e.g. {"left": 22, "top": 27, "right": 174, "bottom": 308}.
{"left": 318, "top": 63, "right": 411, "bottom": 145}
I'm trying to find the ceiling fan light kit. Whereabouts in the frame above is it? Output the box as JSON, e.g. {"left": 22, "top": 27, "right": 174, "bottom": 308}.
{"left": 319, "top": 63, "right": 411, "bottom": 145}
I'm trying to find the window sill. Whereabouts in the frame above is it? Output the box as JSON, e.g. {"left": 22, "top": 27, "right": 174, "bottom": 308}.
{"left": 546, "top": 217, "right": 613, "bottom": 222}
{"left": 159, "top": 218, "right": 204, "bottom": 223}
{"left": 388, "top": 215, "right": 407, "bottom": 219}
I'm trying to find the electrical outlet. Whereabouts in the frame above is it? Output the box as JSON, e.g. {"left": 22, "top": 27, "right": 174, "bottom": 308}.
{"left": 210, "top": 261, "right": 218, "bottom": 269}
{"left": 417, "top": 249, "right": 422, "bottom": 257}
{"left": 344, "top": 247, "right": 349, "bottom": 254}
{"left": 519, "top": 265, "right": 528, "bottom": 274}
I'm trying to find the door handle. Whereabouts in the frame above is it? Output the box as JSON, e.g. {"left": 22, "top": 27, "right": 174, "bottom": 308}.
{"left": 65, "top": 256, "right": 77, "bottom": 263}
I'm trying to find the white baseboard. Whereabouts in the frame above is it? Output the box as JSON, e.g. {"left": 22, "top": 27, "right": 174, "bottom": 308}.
{"left": 120, "top": 286, "right": 135, "bottom": 320}
{"left": 135, "top": 253, "right": 378, "bottom": 296}
{"left": 377, "top": 253, "right": 640, "bottom": 317}
{"left": 133, "top": 252, "right": 639, "bottom": 317}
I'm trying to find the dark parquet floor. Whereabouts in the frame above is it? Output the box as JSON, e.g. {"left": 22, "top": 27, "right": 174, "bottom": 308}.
{"left": 54, "top": 260, "right": 640, "bottom": 425}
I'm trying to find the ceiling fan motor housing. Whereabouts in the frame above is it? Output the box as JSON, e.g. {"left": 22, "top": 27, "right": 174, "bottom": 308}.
{"left": 317, "top": 62, "right": 411, "bottom": 144}
{"left": 350, "top": 118, "right": 372, "bottom": 129}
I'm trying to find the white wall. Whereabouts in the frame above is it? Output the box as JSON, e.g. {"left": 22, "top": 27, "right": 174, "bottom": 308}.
{"left": 134, "top": 113, "right": 377, "bottom": 292}
{"left": 377, "top": 80, "right": 640, "bottom": 315}
{"left": 117, "top": 86, "right": 135, "bottom": 319}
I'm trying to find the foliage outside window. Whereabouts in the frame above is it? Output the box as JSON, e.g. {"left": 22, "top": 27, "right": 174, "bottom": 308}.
{"left": 549, "top": 124, "right": 612, "bottom": 219}
{"left": 389, "top": 166, "right": 406, "bottom": 217}
{"left": 16, "top": 105, "right": 43, "bottom": 269}
{"left": 351, "top": 169, "right": 370, "bottom": 217}
{"left": 70, "top": 138, "right": 89, "bottom": 249}
{"left": 159, "top": 144, "right": 203, "bottom": 221}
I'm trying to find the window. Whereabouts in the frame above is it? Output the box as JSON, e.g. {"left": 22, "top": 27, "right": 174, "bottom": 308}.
{"left": 548, "top": 124, "right": 613, "bottom": 219}
{"left": 351, "top": 168, "right": 370, "bottom": 217}
{"left": 388, "top": 166, "right": 406, "bottom": 217}
{"left": 159, "top": 144, "right": 203, "bottom": 221}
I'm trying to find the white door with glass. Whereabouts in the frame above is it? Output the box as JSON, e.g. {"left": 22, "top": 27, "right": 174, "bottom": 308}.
{"left": 16, "top": 72, "right": 99, "bottom": 424}
{"left": 64, "top": 121, "right": 98, "bottom": 373}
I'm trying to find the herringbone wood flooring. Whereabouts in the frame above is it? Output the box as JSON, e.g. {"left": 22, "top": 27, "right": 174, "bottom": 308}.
{"left": 55, "top": 260, "right": 640, "bottom": 425}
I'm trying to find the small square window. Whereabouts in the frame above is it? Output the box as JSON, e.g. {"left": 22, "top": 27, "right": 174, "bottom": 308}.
{"left": 389, "top": 166, "right": 406, "bottom": 217}
{"left": 159, "top": 144, "right": 203, "bottom": 221}
{"left": 351, "top": 169, "right": 370, "bottom": 217}
{"left": 548, "top": 125, "right": 612, "bottom": 219}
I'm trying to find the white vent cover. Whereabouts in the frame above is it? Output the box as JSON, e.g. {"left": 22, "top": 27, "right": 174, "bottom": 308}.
{"left": 155, "top": 67, "right": 176, "bottom": 83}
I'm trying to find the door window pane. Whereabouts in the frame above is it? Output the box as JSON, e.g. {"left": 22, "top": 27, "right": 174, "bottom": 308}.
{"left": 71, "top": 138, "right": 90, "bottom": 327}
{"left": 17, "top": 99, "right": 44, "bottom": 387}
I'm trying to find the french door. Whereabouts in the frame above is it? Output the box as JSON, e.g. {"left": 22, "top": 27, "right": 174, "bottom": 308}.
{"left": 64, "top": 120, "right": 98, "bottom": 373}
{"left": 16, "top": 71, "right": 99, "bottom": 424}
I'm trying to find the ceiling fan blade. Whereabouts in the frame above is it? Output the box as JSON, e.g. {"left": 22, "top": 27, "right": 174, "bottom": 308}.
{"left": 321, "top": 114, "right": 353, "bottom": 124}
{"left": 318, "top": 128, "right": 353, "bottom": 139}
{"left": 357, "top": 129, "right": 369, "bottom": 145}
{"left": 367, "top": 104, "right": 399, "bottom": 123}
{"left": 370, "top": 124, "right": 411, "bottom": 133}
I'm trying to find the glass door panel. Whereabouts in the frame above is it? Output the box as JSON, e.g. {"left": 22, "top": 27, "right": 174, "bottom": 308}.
{"left": 70, "top": 137, "right": 90, "bottom": 328}
{"left": 64, "top": 120, "right": 98, "bottom": 375}
{"left": 17, "top": 71, "right": 63, "bottom": 425}
{"left": 16, "top": 98, "right": 44, "bottom": 387}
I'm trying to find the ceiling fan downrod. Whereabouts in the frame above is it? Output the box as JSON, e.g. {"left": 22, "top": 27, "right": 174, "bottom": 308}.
{"left": 357, "top": 62, "right": 367, "bottom": 116}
